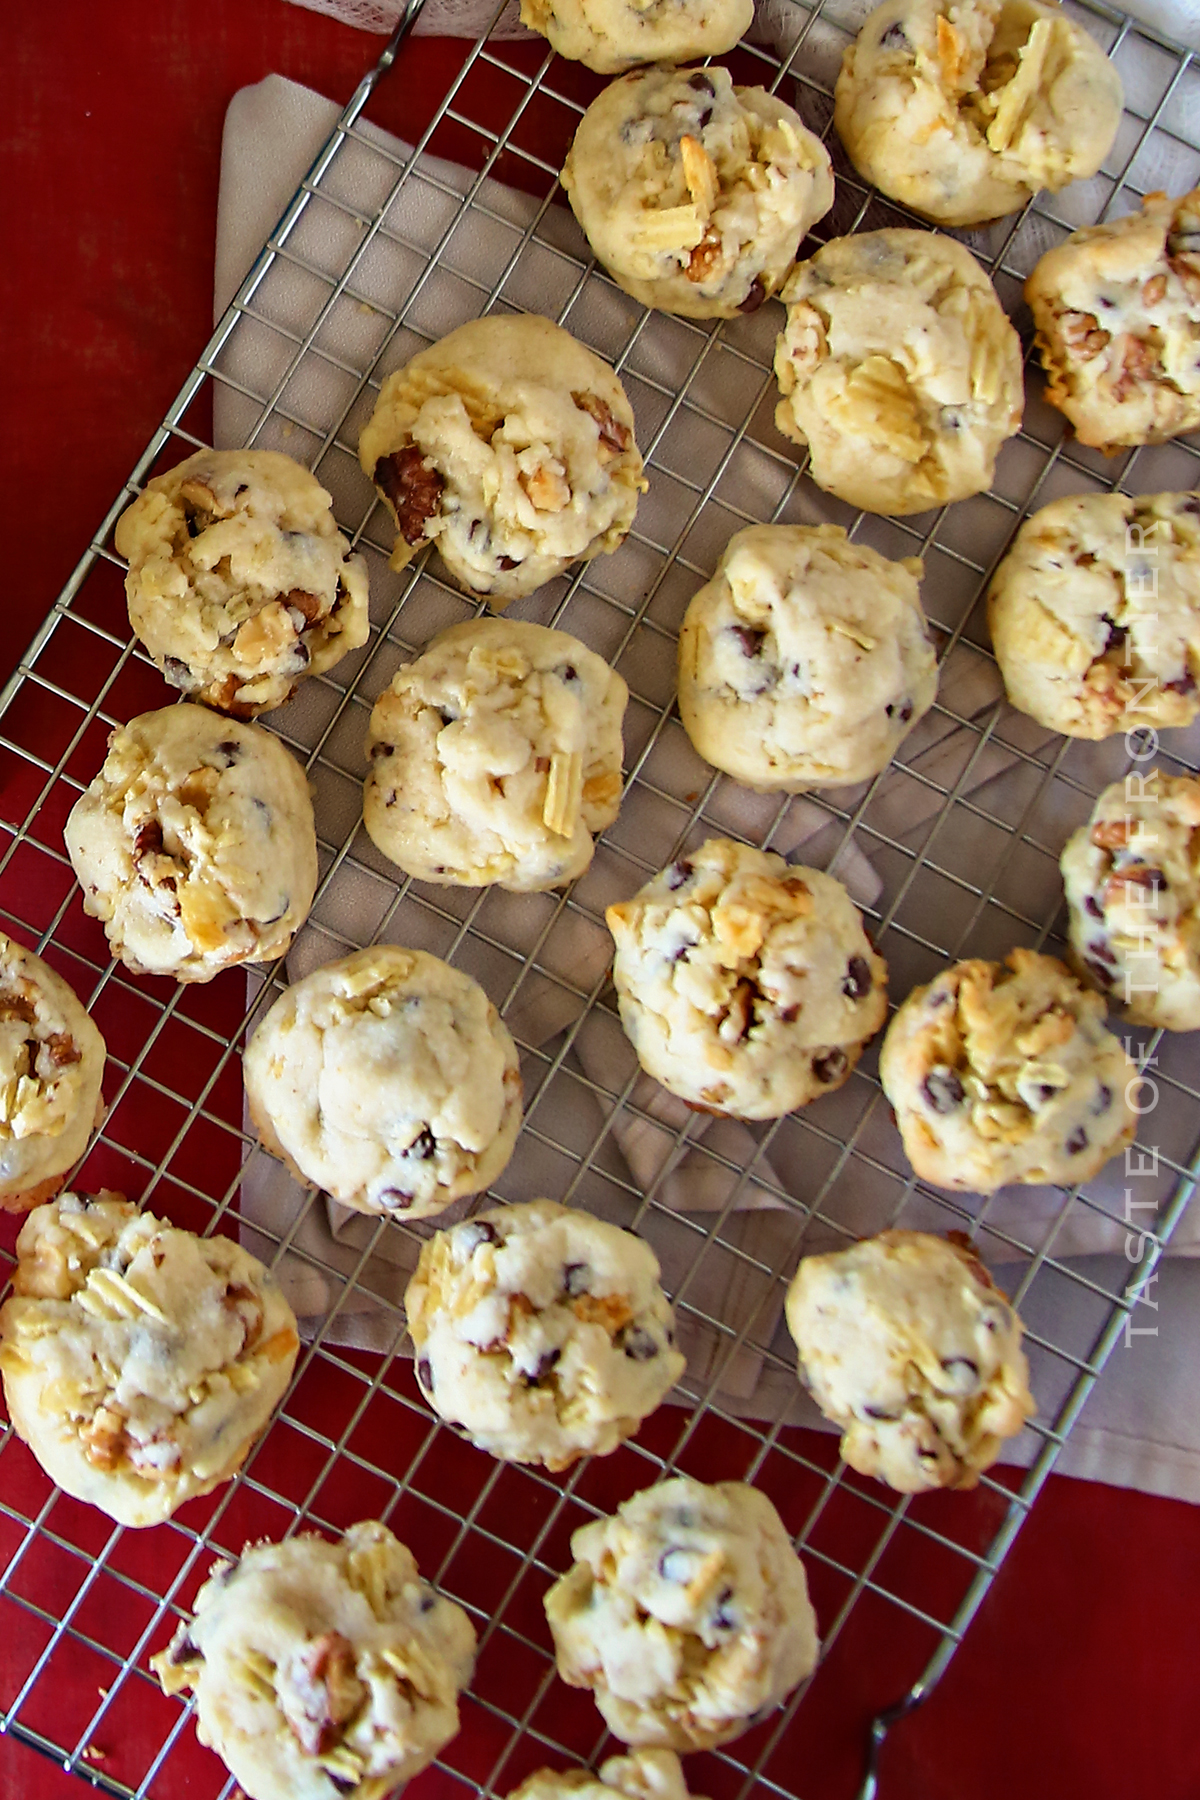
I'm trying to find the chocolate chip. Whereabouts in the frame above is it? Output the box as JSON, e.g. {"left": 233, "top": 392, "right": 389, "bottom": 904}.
{"left": 497, "top": 554, "right": 520, "bottom": 571}
{"left": 617, "top": 1325, "right": 659, "bottom": 1361}
{"left": 862, "top": 1404, "right": 899, "bottom": 1421}
{"left": 665, "top": 859, "right": 693, "bottom": 890}
{"left": 1182, "top": 497, "right": 1200, "bottom": 516}
{"left": 922, "top": 1067, "right": 964, "bottom": 1113}
{"left": 457, "top": 1220, "right": 499, "bottom": 1253}
{"left": 1091, "top": 1082, "right": 1113, "bottom": 1115}
{"left": 134, "top": 818, "right": 164, "bottom": 859}
{"left": 738, "top": 277, "right": 767, "bottom": 314}
{"left": 842, "top": 955, "right": 872, "bottom": 1001}
{"left": 697, "top": 105, "right": 713, "bottom": 128}
{"left": 779, "top": 1003, "right": 800, "bottom": 1024}
{"left": 563, "top": 1262, "right": 591, "bottom": 1297}
{"left": 557, "top": 664, "right": 580, "bottom": 686}
{"left": 879, "top": 19, "right": 909, "bottom": 45}
{"left": 374, "top": 446, "right": 444, "bottom": 546}
{"left": 416, "top": 1358, "right": 434, "bottom": 1394}
{"left": 214, "top": 739, "right": 241, "bottom": 768}
{"left": 379, "top": 1188, "right": 414, "bottom": 1210}
{"left": 711, "top": 1586, "right": 737, "bottom": 1631}
{"left": 1084, "top": 895, "right": 1104, "bottom": 919}
{"left": 436, "top": 708, "right": 457, "bottom": 726}
{"left": 418, "top": 1587, "right": 437, "bottom": 1614}
{"left": 1085, "top": 958, "right": 1115, "bottom": 989}
{"left": 687, "top": 71, "right": 714, "bottom": 93}
{"left": 1164, "top": 671, "right": 1197, "bottom": 696}
{"left": 405, "top": 1126, "right": 437, "bottom": 1161}
{"left": 1100, "top": 614, "right": 1124, "bottom": 653}
{"left": 729, "top": 624, "right": 766, "bottom": 657}
{"left": 168, "top": 1632, "right": 201, "bottom": 1666}
{"left": 328, "top": 1775, "right": 357, "bottom": 1795}
{"left": 162, "top": 655, "right": 193, "bottom": 687}
{"left": 886, "top": 699, "right": 915, "bottom": 722}
{"left": 812, "top": 1048, "right": 847, "bottom": 1086}
{"left": 1034, "top": 1083, "right": 1057, "bottom": 1105}
{"left": 1088, "top": 939, "right": 1117, "bottom": 966}
{"left": 523, "top": 1348, "right": 561, "bottom": 1387}
{"left": 1066, "top": 1127, "right": 1089, "bottom": 1156}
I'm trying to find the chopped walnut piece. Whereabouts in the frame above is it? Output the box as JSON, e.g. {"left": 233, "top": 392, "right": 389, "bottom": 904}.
{"left": 1111, "top": 333, "right": 1161, "bottom": 399}
{"left": 80, "top": 1405, "right": 129, "bottom": 1472}
{"left": 572, "top": 391, "right": 631, "bottom": 457}
{"left": 1141, "top": 273, "right": 1168, "bottom": 307}
{"left": 287, "top": 1632, "right": 367, "bottom": 1755}
{"left": 1058, "top": 310, "right": 1111, "bottom": 361}
{"left": 374, "top": 446, "right": 445, "bottom": 546}
{"left": 283, "top": 588, "right": 325, "bottom": 625}
{"left": 43, "top": 1032, "right": 81, "bottom": 1068}
{"left": 223, "top": 1280, "right": 264, "bottom": 1351}
{"left": 0, "top": 992, "right": 38, "bottom": 1025}
{"left": 686, "top": 228, "right": 724, "bottom": 285}
{"left": 520, "top": 464, "right": 571, "bottom": 512}
{"left": 1091, "top": 818, "right": 1131, "bottom": 848}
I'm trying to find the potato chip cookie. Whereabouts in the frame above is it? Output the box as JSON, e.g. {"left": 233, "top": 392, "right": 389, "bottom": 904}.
{"left": 773, "top": 230, "right": 1023, "bottom": 515}
{"left": 987, "top": 490, "right": 1200, "bottom": 738}
{"left": 1027, "top": 189, "right": 1200, "bottom": 451}
{"left": 835, "top": 0, "right": 1121, "bottom": 228}
{"left": 245, "top": 947, "right": 521, "bottom": 1222}
{"left": 677, "top": 524, "right": 937, "bottom": 790}
{"left": 404, "top": 1200, "right": 685, "bottom": 1470}
{"left": 359, "top": 314, "right": 644, "bottom": 605}
{"left": 543, "top": 1475, "right": 819, "bottom": 1749}
{"left": 1061, "top": 770, "right": 1200, "bottom": 1033}
{"left": 511, "top": 1752, "right": 707, "bottom": 1800}
{"left": 0, "top": 1192, "right": 299, "bottom": 1527}
{"left": 606, "top": 837, "right": 887, "bottom": 1119}
{"left": 520, "top": 0, "right": 751, "bottom": 72}
{"left": 561, "top": 66, "right": 833, "bottom": 319}
{"left": 785, "top": 1230, "right": 1035, "bottom": 1491}
{"left": 116, "top": 449, "right": 369, "bottom": 717}
{"left": 364, "top": 620, "right": 627, "bottom": 892}
{"left": 153, "top": 1522, "right": 476, "bottom": 1800}
{"left": 0, "top": 934, "right": 105, "bottom": 1214}
{"left": 879, "top": 948, "right": 1137, "bottom": 1193}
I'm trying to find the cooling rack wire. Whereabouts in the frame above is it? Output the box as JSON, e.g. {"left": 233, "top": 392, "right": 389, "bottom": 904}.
{"left": 1, "top": 0, "right": 1198, "bottom": 1793}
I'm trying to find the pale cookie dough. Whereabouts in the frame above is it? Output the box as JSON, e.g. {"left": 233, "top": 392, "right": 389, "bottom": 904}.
{"left": 364, "top": 620, "right": 627, "bottom": 892}
{"left": 244, "top": 947, "right": 522, "bottom": 1222}
{"left": 1027, "top": 189, "right": 1200, "bottom": 452}
{"left": 152, "top": 1522, "right": 476, "bottom": 1800}
{"left": 64, "top": 706, "right": 319, "bottom": 982}
{"left": 987, "top": 490, "right": 1200, "bottom": 739}
{"left": 1061, "top": 769, "right": 1200, "bottom": 1033}
{"left": 0, "top": 935, "right": 105, "bottom": 1214}
{"left": 359, "top": 315, "right": 645, "bottom": 605}
{"left": 511, "top": 1751, "right": 706, "bottom": 1800}
{"left": 773, "top": 230, "right": 1023, "bottom": 515}
{"left": 405, "top": 1199, "right": 685, "bottom": 1470}
{"left": 878, "top": 947, "right": 1137, "bottom": 1193}
{"left": 785, "top": 1229, "right": 1035, "bottom": 1492}
{"left": 678, "top": 524, "right": 937, "bottom": 790}
{"left": 116, "top": 449, "right": 369, "bottom": 717}
{"left": 835, "top": 0, "right": 1122, "bottom": 229}
{"left": 0, "top": 1192, "right": 299, "bottom": 1527}
{"left": 543, "top": 1475, "right": 819, "bottom": 1749}
{"left": 606, "top": 838, "right": 887, "bottom": 1119}
{"left": 561, "top": 66, "right": 833, "bottom": 319}
{"left": 519, "top": 0, "right": 751, "bottom": 72}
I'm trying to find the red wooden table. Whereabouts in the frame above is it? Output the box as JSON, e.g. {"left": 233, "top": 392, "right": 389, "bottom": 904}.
{"left": 3, "top": 2, "right": 1199, "bottom": 1795}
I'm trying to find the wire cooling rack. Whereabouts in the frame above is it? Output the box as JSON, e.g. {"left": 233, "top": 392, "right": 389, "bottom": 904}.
{"left": 1, "top": 0, "right": 1199, "bottom": 1794}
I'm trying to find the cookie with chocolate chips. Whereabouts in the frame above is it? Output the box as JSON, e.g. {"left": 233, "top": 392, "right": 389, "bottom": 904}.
{"left": 0, "top": 933, "right": 105, "bottom": 1213}
{"left": 879, "top": 947, "right": 1137, "bottom": 1193}
{"left": 606, "top": 837, "right": 887, "bottom": 1119}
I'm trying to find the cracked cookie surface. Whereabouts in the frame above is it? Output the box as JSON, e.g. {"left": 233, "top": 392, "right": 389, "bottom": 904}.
{"left": 519, "top": 0, "right": 751, "bottom": 71}
{"left": 879, "top": 947, "right": 1137, "bottom": 1193}
{"left": 561, "top": 65, "right": 833, "bottom": 319}
{"left": 244, "top": 947, "right": 522, "bottom": 1223}
{"left": 0, "top": 1192, "right": 299, "bottom": 1527}
{"left": 152, "top": 1522, "right": 475, "bottom": 1800}
{"left": 404, "top": 1199, "right": 685, "bottom": 1470}
{"left": 543, "top": 1475, "right": 819, "bottom": 1749}
{"left": 785, "top": 1229, "right": 1035, "bottom": 1491}
{"left": 606, "top": 837, "right": 887, "bottom": 1119}
{"left": 0, "top": 934, "right": 105, "bottom": 1213}
{"left": 364, "top": 620, "right": 627, "bottom": 892}
{"left": 116, "top": 449, "right": 369, "bottom": 717}
{"left": 64, "top": 705, "right": 319, "bottom": 982}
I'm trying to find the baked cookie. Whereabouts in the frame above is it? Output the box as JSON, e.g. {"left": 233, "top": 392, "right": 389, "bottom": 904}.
{"left": 244, "top": 947, "right": 522, "bottom": 1222}
{"left": 784, "top": 1229, "right": 1035, "bottom": 1492}
{"left": 519, "top": 0, "right": 751, "bottom": 72}
{"left": 987, "top": 490, "right": 1200, "bottom": 739}
{"left": 606, "top": 838, "right": 887, "bottom": 1119}
{"left": 116, "top": 449, "right": 369, "bottom": 717}
{"left": 152, "top": 1521, "right": 476, "bottom": 1800}
{"left": 364, "top": 620, "right": 627, "bottom": 892}
{"left": 404, "top": 1199, "right": 685, "bottom": 1470}
{"left": 773, "top": 230, "right": 1023, "bottom": 515}
{"left": 1027, "top": 189, "right": 1200, "bottom": 451}
{"left": 835, "top": 0, "right": 1122, "bottom": 229}
{"left": 543, "top": 1475, "right": 819, "bottom": 1749}
{"left": 64, "top": 705, "right": 319, "bottom": 982}
{"left": 359, "top": 315, "right": 645, "bottom": 605}
{"left": 510, "top": 1751, "right": 705, "bottom": 1800}
{"left": 878, "top": 947, "right": 1137, "bottom": 1193}
{"left": 560, "top": 66, "right": 833, "bottom": 319}
{"left": 0, "top": 1192, "right": 299, "bottom": 1527}
{"left": 0, "top": 934, "right": 105, "bottom": 1214}
{"left": 677, "top": 524, "right": 937, "bottom": 790}
{"left": 1061, "top": 769, "right": 1200, "bottom": 1032}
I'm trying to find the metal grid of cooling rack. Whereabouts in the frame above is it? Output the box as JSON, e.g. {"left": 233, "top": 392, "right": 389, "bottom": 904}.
{"left": 1, "top": 0, "right": 1199, "bottom": 1795}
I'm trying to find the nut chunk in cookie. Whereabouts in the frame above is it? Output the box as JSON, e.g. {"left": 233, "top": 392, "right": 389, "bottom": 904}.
{"left": 244, "top": 947, "right": 522, "bottom": 1223}
{"left": 987, "top": 490, "right": 1200, "bottom": 739}
{"left": 785, "top": 1229, "right": 1035, "bottom": 1492}
{"left": 116, "top": 449, "right": 369, "bottom": 717}
{"left": 544, "top": 1475, "right": 819, "bottom": 1749}
{"left": 364, "top": 620, "right": 627, "bottom": 892}
{"left": 65, "top": 705, "right": 318, "bottom": 982}
{"left": 404, "top": 1200, "right": 685, "bottom": 1470}
{"left": 607, "top": 838, "right": 887, "bottom": 1119}
{"left": 0, "top": 1192, "right": 299, "bottom": 1527}
{"left": 561, "top": 66, "right": 833, "bottom": 319}
{"left": 678, "top": 524, "right": 937, "bottom": 791}
{"left": 835, "top": 0, "right": 1122, "bottom": 228}
{"left": 358, "top": 315, "right": 645, "bottom": 606}
{"left": 1061, "top": 770, "right": 1200, "bottom": 1033}
{"left": 0, "top": 934, "right": 105, "bottom": 1214}
{"left": 1027, "top": 189, "right": 1200, "bottom": 451}
{"left": 879, "top": 948, "right": 1136, "bottom": 1193}
{"left": 774, "top": 230, "right": 1023, "bottom": 516}
{"left": 520, "top": 0, "right": 751, "bottom": 72}
{"left": 152, "top": 1522, "right": 476, "bottom": 1800}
